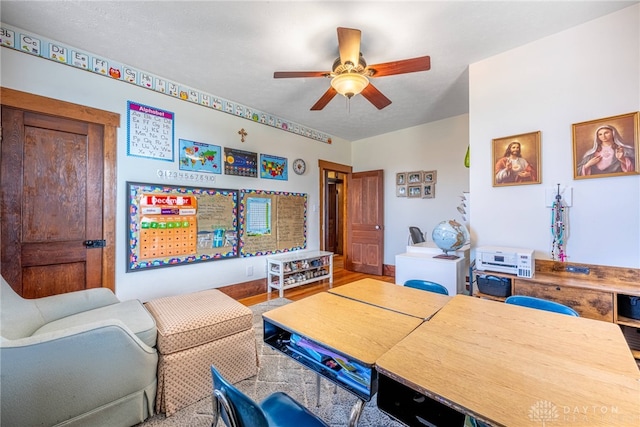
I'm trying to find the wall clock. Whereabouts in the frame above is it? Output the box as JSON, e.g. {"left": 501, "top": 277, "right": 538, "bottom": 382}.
{"left": 292, "top": 158, "right": 306, "bottom": 175}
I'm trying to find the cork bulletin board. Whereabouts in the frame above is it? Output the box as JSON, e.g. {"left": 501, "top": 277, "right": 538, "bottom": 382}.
{"left": 126, "top": 182, "right": 239, "bottom": 272}
{"left": 240, "top": 189, "right": 307, "bottom": 256}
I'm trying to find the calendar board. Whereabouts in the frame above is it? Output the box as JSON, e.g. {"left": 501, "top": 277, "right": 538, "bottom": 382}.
{"left": 240, "top": 189, "right": 307, "bottom": 256}
{"left": 127, "top": 182, "right": 239, "bottom": 272}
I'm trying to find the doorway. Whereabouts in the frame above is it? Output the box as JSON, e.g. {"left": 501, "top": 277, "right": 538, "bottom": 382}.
{"left": 318, "top": 160, "right": 351, "bottom": 255}
{"left": 325, "top": 171, "right": 345, "bottom": 255}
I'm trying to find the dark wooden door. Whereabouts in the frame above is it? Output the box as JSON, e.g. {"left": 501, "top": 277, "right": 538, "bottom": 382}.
{"left": 1, "top": 88, "right": 118, "bottom": 298}
{"left": 345, "top": 170, "right": 384, "bottom": 275}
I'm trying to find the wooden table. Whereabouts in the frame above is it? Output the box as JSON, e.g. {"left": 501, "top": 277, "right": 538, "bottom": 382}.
{"left": 262, "top": 292, "right": 423, "bottom": 426}
{"left": 328, "top": 278, "right": 450, "bottom": 319}
{"left": 376, "top": 295, "right": 640, "bottom": 426}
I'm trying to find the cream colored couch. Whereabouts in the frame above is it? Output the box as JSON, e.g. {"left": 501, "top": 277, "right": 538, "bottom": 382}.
{"left": 0, "top": 276, "right": 158, "bottom": 426}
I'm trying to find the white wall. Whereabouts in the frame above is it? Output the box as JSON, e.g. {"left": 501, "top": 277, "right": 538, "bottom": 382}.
{"left": 0, "top": 48, "right": 351, "bottom": 301}
{"left": 469, "top": 5, "right": 640, "bottom": 268}
{"left": 352, "top": 115, "right": 470, "bottom": 265}
{"left": 2, "top": 4, "right": 638, "bottom": 304}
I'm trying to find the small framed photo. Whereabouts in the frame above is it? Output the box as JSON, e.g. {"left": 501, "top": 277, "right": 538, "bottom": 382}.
{"left": 422, "top": 183, "right": 435, "bottom": 199}
{"left": 407, "top": 171, "right": 422, "bottom": 184}
{"left": 492, "top": 131, "right": 541, "bottom": 187}
{"left": 423, "top": 170, "right": 437, "bottom": 183}
{"left": 572, "top": 112, "right": 639, "bottom": 179}
{"left": 396, "top": 185, "right": 407, "bottom": 197}
{"left": 407, "top": 185, "right": 422, "bottom": 198}
{"left": 396, "top": 172, "right": 406, "bottom": 185}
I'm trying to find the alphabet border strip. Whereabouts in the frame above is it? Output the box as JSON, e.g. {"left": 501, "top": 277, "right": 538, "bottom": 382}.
{"left": 0, "top": 23, "right": 333, "bottom": 144}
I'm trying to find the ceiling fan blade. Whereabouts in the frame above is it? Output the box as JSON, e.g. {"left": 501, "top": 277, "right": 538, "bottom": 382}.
{"left": 337, "top": 27, "right": 361, "bottom": 67}
{"left": 367, "top": 56, "right": 431, "bottom": 77}
{"left": 310, "top": 87, "right": 338, "bottom": 110}
{"left": 274, "top": 71, "right": 329, "bottom": 78}
{"left": 360, "top": 83, "right": 392, "bottom": 110}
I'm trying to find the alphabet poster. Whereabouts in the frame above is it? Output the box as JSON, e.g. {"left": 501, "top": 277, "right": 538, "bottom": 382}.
{"left": 127, "top": 101, "right": 175, "bottom": 161}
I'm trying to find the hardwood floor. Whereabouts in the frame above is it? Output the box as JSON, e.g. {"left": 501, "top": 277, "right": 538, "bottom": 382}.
{"left": 237, "top": 255, "right": 396, "bottom": 306}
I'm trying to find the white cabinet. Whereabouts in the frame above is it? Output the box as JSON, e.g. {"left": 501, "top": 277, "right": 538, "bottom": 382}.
{"left": 395, "top": 243, "right": 468, "bottom": 295}
{"left": 267, "top": 251, "right": 333, "bottom": 298}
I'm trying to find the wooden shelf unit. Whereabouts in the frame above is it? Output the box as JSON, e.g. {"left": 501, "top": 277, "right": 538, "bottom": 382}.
{"left": 266, "top": 250, "right": 333, "bottom": 298}
{"left": 471, "top": 259, "right": 640, "bottom": 359}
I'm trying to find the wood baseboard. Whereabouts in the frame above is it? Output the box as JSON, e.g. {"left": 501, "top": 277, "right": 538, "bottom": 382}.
{"left": 218, "top": 263, "right": 396, "bottom": 300}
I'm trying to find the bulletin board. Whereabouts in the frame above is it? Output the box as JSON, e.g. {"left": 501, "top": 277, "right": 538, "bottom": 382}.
{"left": 240, "top": 189, "right": 307, "bottom": 256}
{"left": 126, "top": 182, "right": 239, "bottom": 272}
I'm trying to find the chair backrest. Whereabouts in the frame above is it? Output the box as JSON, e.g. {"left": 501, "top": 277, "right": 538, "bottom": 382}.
{"left": 404, "top": 279, "right": 449, "bottom": 295}
{"left": 1, "top": 276, "right": 46, "bottom": 339}
{"left": 211, "top": 365, "right": 268, "bottom": 427}
{"left": 505, "top": 295, "right": 579, "bottom": 317}
{"left": 409, "top": 226, "right": 425, "bottom": 244}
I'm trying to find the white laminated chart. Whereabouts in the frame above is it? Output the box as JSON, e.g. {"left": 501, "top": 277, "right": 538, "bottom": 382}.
{"left": 247, "top": 197, "right": 272, "bottom": 235}
{"left": 127, "top": 101, "right": 175, "bottom": 161}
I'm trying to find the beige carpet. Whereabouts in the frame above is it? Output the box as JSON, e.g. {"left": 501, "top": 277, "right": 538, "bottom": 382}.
{"left": 137, "top": 297, "right": 403, "bottom": 427}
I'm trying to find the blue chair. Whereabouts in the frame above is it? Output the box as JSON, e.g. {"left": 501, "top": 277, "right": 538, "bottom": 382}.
{"left": 404, "top": 279, "right": 449, "bottom": 295}
{"left": 210, "top": 365, "right": 328, "bottom": 427}
{"left": 505, "top": 295, "right": 579, "bottom": 317}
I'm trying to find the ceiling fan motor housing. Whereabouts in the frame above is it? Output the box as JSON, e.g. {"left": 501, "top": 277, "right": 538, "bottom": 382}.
{"left": 332, "top": 55, "right": 368, "bottom": 75}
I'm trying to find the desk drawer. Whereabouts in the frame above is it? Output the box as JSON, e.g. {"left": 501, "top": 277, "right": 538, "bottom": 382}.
{"left": 263, "top": 319, "right": 376, "bottom": 401}
{"left": 377, "top": 373, "right": 466, "bottom": 426}
{"left": 514, "top": 281, "right": 613, "bottom": 321}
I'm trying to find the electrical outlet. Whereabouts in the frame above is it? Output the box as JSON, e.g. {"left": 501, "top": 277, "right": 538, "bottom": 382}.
{"left": 246, "top": 266, "right": 253, "bottom": 276}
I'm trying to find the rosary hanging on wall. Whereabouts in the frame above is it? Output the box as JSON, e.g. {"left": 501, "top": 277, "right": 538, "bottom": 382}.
{"left": 550, "top": 183, "right": 569, "bottom": 262}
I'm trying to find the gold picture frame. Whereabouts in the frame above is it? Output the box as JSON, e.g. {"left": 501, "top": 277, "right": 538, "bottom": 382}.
{"left": 572, "top": 112, "right": 639, "bottom": 179}
{"left": 492, "top": 131, "right": 541, "bottom": 187}
{"left": 396, "top": 185, "right": 407, "bottom": 197}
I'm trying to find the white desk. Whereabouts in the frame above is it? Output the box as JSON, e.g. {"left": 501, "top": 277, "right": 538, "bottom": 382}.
{"left": 395, "top": 243, "right": 468, "bottom": 295}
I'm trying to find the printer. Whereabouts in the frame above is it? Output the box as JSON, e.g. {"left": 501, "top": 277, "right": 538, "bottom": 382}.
{"left": 476, "top": 246, "right": 534, "bottom": 278}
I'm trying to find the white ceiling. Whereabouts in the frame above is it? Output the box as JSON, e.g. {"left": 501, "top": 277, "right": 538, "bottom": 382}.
{"left": 2, "top": 1, "right": 637, "bottom": 141}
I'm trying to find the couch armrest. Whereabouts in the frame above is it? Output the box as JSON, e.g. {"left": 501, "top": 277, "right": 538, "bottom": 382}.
{"left": 34, "top": 287, "right": 121, "bottom": 323}
{"left": 1, "top": 320, "right": 158, "bottom": 426}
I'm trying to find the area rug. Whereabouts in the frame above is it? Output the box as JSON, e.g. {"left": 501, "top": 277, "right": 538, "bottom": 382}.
{"left": 138, "top": 297, "right": 403, "bottom": 427}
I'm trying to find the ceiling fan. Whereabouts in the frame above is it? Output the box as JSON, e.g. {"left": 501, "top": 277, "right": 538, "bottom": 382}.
{"left": 274, "top": 27, "right": 431, "bottom": 111}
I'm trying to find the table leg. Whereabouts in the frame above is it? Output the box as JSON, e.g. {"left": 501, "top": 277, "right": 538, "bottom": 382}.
{"left": 348, "top": 398, "right": 365, "bottom": 427}
{"left": 316, "top": 375, "right": 321, "bottom": 407}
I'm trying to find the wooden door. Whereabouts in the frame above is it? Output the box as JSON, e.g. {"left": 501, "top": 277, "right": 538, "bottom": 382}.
{"left": 1, "top": 88, "right": 119, "bottom": 297}
{"left": 346, "top": 170, "right": 384, "bottom": 274}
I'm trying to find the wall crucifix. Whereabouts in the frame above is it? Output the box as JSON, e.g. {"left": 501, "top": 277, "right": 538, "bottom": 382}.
{"left": 238, "top": 128, "right": 248, "bottom": 142}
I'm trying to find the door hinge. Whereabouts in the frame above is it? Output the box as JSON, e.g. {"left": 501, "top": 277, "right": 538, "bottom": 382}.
{"left": 84, "top": 239, "right": 106, "bottom": 248}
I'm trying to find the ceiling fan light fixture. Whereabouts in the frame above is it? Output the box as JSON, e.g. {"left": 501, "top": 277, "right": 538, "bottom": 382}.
{"left": 330, "top": 73, "right": 369, "bottom": 98}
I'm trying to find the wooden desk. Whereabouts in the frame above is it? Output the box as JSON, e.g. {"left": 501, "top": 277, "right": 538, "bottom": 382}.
{"left": 328, "top": 278, "right": 451, "bottom": 319}
{"left": 262, "top": 292, "right": 423, "bottom": 426}
{"left": 376, "top": 295, "right": 640, "bottom": 426}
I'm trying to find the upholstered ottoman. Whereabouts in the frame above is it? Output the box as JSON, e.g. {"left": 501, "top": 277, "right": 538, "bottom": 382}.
{"left": 144, "top": 289, "right": 258, "bottom": 416}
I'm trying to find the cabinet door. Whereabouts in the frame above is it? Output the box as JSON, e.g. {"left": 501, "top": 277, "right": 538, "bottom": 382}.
{"left": 514, "top": 281, "right": 613, "bottom": 322}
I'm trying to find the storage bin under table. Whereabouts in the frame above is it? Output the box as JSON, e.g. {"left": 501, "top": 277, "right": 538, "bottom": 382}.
{"left": 145, "top": 289, "right": 258, "bottom": 416}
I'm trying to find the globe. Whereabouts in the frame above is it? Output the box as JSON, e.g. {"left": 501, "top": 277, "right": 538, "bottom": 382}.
{"left": 431, "top": 220, "right": 469, "bottom": 257}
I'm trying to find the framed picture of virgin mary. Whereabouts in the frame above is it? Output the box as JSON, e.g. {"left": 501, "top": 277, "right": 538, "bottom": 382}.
{"left": 572, "top": 112, "right": 639, "bottom": 180}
